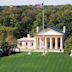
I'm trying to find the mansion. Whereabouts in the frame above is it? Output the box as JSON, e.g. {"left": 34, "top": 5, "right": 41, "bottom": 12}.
{"left": 15, "top": 26, "right": 66, "bottom": 52}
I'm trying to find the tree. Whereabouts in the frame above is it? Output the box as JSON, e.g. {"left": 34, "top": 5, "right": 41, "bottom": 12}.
{"left": 1, "top": 42, "right": 11, "bottom": 56}
{"left": 64, "top": 35, "right": 72, "bottom": 53}
{"left": 30, "top": 12, "right": 48, "bottom": 36}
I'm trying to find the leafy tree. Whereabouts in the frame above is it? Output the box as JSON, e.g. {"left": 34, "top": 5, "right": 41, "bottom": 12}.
{"left": 1, "top": 42, "right": 11, "bottom": 56}
{"left": 64, "top": 35, "right": 72, "bottom": 52}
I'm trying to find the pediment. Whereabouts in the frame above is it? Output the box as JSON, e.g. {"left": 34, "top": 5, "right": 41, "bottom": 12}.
{"left": 37, "top": 28, "right": 64, "bottom": 36}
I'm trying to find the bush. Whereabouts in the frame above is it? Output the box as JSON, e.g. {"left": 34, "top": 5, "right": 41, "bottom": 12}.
{"left": 1, "top": 42, "right": 12, "bottom": 56}
{"left": 64, "top": 35, "right": 72, "bottom": 53}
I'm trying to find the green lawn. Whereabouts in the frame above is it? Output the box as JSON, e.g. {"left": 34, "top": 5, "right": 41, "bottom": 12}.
{"left": 0, "top": 53, "right": 72, "bottom": 72}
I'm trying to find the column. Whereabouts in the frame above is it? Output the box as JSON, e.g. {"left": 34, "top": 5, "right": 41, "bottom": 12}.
{"left": 55, "top": 37, "right": 58, "bottom": 49}
{"left": 60, "top": 37, "right": 63, "bottom": 50}
{"left": 34, "top": 38, "right": 36, "bottom": 49}
{"left": 50, "top": 37, "right": 53, "bottom": 49}
{"left": 45, "top": 37, "right": 47, "bottom": 50}
{"left": 39, "top": 38, "right": 42, "bottom": 49}
{"left": 36, "top": 38, "right": 38, "bottom": 49}
{"left": 28, "top": 42, "right": 31, "bottom": 49}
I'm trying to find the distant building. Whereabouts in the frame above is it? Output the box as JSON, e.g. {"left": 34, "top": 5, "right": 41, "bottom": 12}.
{"left": 9, "top": 5, "right": 14, "bottom": 8}
{"left": 35, "top": 4, "right": 43, "bottom": 8}
{"left": 15, "top": 26, "right": 66, "bottom": 53}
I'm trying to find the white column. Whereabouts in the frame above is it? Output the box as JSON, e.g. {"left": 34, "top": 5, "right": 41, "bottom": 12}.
{"left": 28, "top": 42, "right": 30, "bottom": 49}
{"left": 34, "top": 38, "right": 36, "bottom": 49}
{"left": 39, "top": 38, "right": 42, "bottom": 49}
{"left": 37, "top": 38, "right": 39, "bottom": 49}
{"left": 60, "top": 37, "right": 63, "bottom": 49}
{"left": 55, "top": 37, "right": 58, "bottom": 49}
{"left": 50, "top": 37, "right": 53, "bottom": 49}
{"left": 45, "top": 37, "right": 47, "bottom": 50}
{"left": 36, "top": 38, "right": 38, "bottom": 49}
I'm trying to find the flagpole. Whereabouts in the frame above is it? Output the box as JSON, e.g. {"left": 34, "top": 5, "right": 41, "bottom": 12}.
{"left": 42, "top": 3, "right": 45, "bottom": 53}
{"left": 43, "top": 3, "right": 44, "bottom": 34}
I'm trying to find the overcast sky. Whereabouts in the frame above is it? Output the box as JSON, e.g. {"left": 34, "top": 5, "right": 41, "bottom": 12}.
{"left": 0, "top": 0, "right": 72, "bottom": 6}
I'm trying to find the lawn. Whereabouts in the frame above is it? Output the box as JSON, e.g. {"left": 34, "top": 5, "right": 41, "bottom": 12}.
{"left": 0, "top": 53, "right": 72, "bottom": 72}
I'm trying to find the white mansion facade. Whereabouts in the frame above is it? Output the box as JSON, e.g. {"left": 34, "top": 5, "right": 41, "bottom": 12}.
{"left": 15, "top": 26, "right": 66, "bottom": 52}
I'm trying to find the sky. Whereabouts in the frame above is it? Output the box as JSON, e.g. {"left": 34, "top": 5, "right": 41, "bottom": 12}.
{"left": 0, "top": 0, "right": 72, "bottom": 6}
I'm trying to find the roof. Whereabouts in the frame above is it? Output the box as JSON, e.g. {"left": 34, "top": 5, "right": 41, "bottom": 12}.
{"left": 36, "top": 27, "right": 64, "bottom": 36}
{"left": 17, "top": 37, "right": 35, "bottom": 42}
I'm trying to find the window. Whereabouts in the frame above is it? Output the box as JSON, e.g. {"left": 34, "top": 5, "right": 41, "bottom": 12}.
{"left": 26, "top": 42, "right": 28, "bottom": 46}
{"left": 31, "top": 42, "right": 33, "bottom": 46}
{"left": 19, "top": 42, "right": 22, "bottom": 46}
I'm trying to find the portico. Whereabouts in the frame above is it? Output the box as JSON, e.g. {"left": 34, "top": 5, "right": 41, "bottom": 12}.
{"left": 36, "top": 36, "right": 63, "bottom": 51}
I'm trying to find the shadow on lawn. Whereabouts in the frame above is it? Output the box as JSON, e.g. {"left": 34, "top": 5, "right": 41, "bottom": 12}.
{"left": 0, "top": 51, "right": 22, "bottom": 57}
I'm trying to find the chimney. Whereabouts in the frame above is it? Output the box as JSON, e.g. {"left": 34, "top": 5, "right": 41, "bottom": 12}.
{"left": 63, "top": 26, "right": 66, "bottom": 33}
{"left": 36, "top": 26, "right": 39, "bottom": 33}
{"left": 27, "top": 34, "right": 30, "bottom": 38}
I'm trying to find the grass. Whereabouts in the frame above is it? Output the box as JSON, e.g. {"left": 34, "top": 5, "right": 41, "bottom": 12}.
{"left": 0, "top": 52, "right": 72, "bottom": 72}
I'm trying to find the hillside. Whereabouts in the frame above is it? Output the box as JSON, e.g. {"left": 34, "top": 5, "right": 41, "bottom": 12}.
{"left": 0, "top": 53, "right": 72, "bottom": 72}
